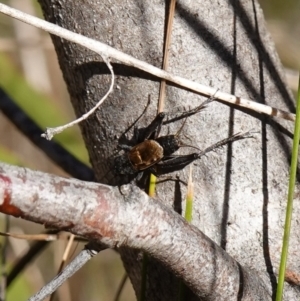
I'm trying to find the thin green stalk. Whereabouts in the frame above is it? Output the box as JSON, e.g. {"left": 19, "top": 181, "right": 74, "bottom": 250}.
{"left": 148, "top": 174, "right": 157, "bottom": 198}
{"left": 178, "top": 167, "right": 194, "bottom": 301}
{"left": 184, "top": 191, "right": 193, "bottom": 223}
{"left": 185, "top": 166, "right": 194, "bottom": 223}
{"left": 276, "top": 75, "right": 300, "bottom": 300}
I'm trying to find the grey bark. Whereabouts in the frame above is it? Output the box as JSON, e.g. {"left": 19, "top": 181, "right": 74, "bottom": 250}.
{"left": 37, "top": 0, "right": 299, "bottom": 300}
{"left": 0, "top": 162, "right": 270, "bottom": 300}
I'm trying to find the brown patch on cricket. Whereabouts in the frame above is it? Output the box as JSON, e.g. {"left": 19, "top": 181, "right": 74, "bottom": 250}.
{"left": 129, "top": 140, "right": 164, "bottom": 170}
{"left": 0, "top": 175, "right": 23, "bottom": 217}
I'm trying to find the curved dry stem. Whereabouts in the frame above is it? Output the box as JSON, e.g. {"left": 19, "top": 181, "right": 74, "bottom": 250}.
{"left": 41, "top": 58, "right": 115, "bottom": 140}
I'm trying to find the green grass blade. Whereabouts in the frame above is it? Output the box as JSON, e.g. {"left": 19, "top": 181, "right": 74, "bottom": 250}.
{"left": 178, "top": 167, "right": 194, "bottom": 301}
{"left": 276, "top": 75, "right": 300, "bottom": 300}
{"left": 148, "top": 174, "right": 157, "bottom": 197}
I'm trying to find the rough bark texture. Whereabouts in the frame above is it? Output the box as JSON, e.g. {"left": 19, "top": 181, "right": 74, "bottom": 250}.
{"left": 0, "top": 162, "right": 271, "bottom": 300}
{"left": 37, "top": 0, "right": 299, "bottom": 300}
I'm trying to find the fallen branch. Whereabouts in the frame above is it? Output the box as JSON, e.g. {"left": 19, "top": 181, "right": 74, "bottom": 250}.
{"left": 0, "top": 162, "right": 271, "bottom": 300}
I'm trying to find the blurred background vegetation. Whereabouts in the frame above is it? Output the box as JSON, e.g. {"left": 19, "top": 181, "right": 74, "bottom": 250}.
{"left": 0, "top": 0, "right": 299, "bottom": 300}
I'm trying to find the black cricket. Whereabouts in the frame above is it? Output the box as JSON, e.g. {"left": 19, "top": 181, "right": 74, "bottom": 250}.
{"left": 114, "top": 98, "right": 251, "bottom": 179}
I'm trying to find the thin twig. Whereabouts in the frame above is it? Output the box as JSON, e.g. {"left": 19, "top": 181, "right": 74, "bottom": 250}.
{"left": 0, "top": 231, "right": 58, "bottom": 241}
{"left": 28, "top": 242, "right": 106, "bottom": 301}
{"left": 0, "top": 3, "right": 295, "bottom": 122}
{"left": 157, "top": 0, "right": 176, "bottom": 113}
{"left": 41, "top": 58, "right": 115, "bottom": 140}
{"left": 49, "top": 234, "right": 75, "bottom": 301}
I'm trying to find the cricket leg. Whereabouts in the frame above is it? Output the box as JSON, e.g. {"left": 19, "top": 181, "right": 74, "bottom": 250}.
{"left": 136, "top": 112, "right": 166, "bottom": 142}
{"left": 118, "top": 95, "right": 151, "bottom": 147}
{"left": 163, "top": 95, "right": 215, "bottom": 125}
{"left": 150, "top": 153, "right": 199, "bottom": 176}
{"left": 151, "top": 131, "right": 254, "bottom": 176}
{"left": 198, "top": 131, "right": 254, "bottom": 157}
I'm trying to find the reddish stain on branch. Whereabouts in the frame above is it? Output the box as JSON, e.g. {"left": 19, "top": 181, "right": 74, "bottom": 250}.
{"left": 0, "top": 174, "right": 23, "bottom": 217}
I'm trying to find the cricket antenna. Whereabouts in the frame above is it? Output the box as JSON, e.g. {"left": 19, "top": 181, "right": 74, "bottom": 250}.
{"left": 175, "top": 118, "right": 188, "bottom": 137}
{"left": 179, "top": 143, "right": 202, "bottom": 152}
{"left": 174, "top": 118, "right": 202, "bottom": 151}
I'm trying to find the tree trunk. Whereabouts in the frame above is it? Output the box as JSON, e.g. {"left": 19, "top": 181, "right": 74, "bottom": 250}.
{"left": 37, "top": 0, "right": 299, "bottom": 300}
